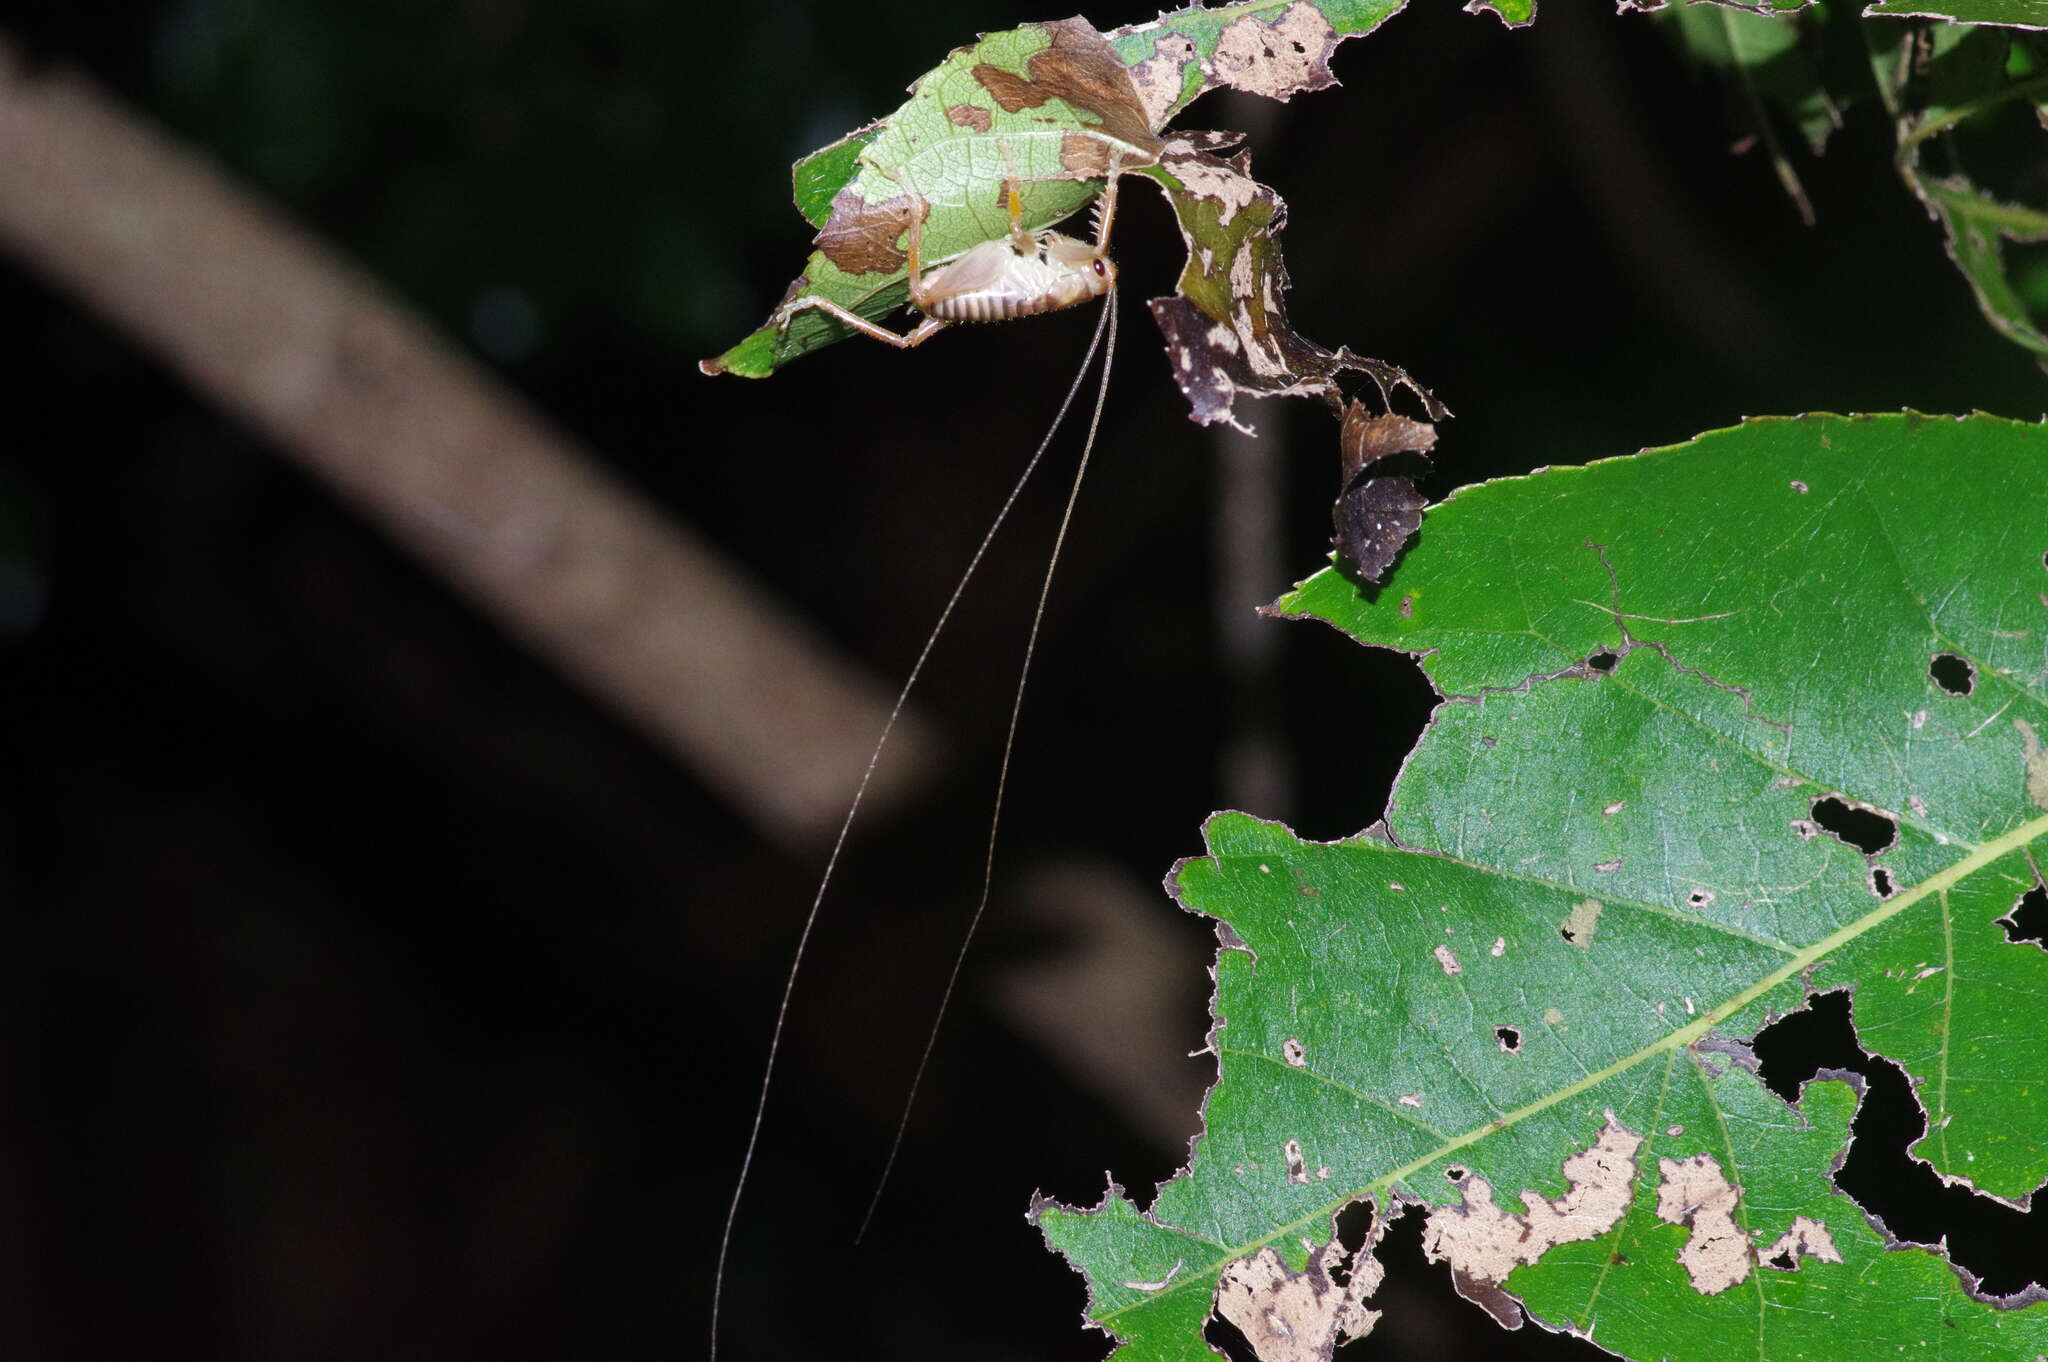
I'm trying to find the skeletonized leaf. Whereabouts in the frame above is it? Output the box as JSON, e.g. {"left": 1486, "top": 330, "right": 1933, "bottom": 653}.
{"left": 1037, "top": 413, "right": 2048, "bottom": 1361}
{"left": 1658, "top": 2, "right": 1842, "bottom": 223}
{"left": 1138, "top": 136, "right": 1440, "bottom": 429}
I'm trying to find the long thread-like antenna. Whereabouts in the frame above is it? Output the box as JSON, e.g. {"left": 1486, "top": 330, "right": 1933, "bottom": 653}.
{"left": 855, "top": 289, "right": 1119, "bottom": 1244}
{"left": 709, "top": 292, "right": 1118, "bottom": 1362}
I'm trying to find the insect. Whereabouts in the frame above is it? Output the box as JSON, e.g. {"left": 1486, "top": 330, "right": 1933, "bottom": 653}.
{"left": 708, "top": 151, "right": 1129, "bottom": 1362}
{"left": 780, "top": 163, "right": 1125, "bottom": 349}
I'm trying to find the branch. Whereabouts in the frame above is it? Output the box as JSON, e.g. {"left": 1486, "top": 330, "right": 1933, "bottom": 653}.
{"left": 0, "top": 36, "right": 937, "bottom": 846}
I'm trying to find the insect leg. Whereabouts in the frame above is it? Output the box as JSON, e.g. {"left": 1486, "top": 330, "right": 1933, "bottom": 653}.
{"left": 778, "top": 295, "right": 948, "bottom": 348}
{"left": 1090, "top": 152, "right": 1124, "bottom": 252}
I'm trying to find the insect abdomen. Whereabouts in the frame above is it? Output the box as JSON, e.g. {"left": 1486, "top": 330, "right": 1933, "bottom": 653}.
{"left": 916, "top": 231, "right": 1111, "bottom": 325}
{"left": 928, "top": 293, "right": 1018, "bottom": 323}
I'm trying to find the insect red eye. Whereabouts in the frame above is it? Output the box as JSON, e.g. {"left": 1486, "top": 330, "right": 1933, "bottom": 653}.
{"left": 1092, "top": 259, "right": 1107, "bottom": 276}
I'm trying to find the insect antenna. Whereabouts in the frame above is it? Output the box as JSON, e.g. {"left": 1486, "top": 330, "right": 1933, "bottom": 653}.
{"left": 855, "top": 286, "right": 1121, "bottom": 1244}
{"left": 709, "top": 286, "right": 1119, "bottom": 1362}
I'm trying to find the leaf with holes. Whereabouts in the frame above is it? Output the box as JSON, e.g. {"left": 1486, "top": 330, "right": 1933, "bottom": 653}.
{"left": 1034, "top": 413, "right": 2048, "bottom": 1361}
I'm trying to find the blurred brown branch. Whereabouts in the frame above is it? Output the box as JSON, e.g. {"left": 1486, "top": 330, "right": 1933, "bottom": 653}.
{"left": 0, "top": 36, "right": 935, "bottom": 847}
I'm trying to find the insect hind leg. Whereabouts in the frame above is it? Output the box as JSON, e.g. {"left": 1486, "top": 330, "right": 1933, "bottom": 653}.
{"left": 778, "top": 294, "right": 949, "bottom": 349}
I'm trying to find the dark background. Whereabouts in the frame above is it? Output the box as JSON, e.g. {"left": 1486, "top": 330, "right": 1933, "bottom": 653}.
{"left": 2, "top": 2, "right": 2042, "bottom": 1360}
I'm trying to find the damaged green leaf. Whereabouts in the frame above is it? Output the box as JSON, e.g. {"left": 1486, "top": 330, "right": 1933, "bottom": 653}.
{"left": 1137, "top": 133, "right": 1441, "bottom": 429}
{"left": 1036, "top": 413, "right": 2048, "bottom": 1361}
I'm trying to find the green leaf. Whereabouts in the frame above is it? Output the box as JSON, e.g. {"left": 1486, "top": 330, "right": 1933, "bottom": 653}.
{"left": 791, "top": 121, "right": 883, "bottom": 231}
{"left": 1465, "top": 0, "right": 1538, "bottom": 29}
{"left": 1037, "top": 413, "right": 2048, "bottom": 1360}
{"left": 704, "top": 0, "right": 1414, "bottom": 379}
{"left": 1864, "top": 0, "right": 2048, "bottom": 28}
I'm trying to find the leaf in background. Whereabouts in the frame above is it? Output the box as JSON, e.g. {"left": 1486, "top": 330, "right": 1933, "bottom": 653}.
{"left": 1036, "top": 413, "right": 2048, "bottom": 1361}
{"left": 1138, "top": 134, "right": 1443, "bottom": 429}
{"left": 1662, "top": 1, "right": 1842, "bottom": 222}
{"left": 1868, "top": 19, "right": 2048, "bottom": 362}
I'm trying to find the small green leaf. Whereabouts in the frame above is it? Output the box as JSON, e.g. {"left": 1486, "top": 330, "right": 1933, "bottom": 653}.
{"left": 1464, "top": 0, "right": 1537, "bottom": 27}
{"left": 1039, "top": 413, "right": 2048, "bottom": 1360}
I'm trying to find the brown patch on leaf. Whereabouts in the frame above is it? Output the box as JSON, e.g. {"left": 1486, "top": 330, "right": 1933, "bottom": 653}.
{"left": 1209, "top": 2, "right": 1342, "bottom": 103}
{"left": 1333, "top": 403, "right": 1435, "bottom": 583}
{"left": 1465, "top": 0, "right": 1541, "bottom": 27}
{"left": 1762, "top": 1216, "right": 1842, "bottom": 1270}
{"left": 1450, "top": 1269, "right": 1524, "bottom": 1330}
{"left": 1421, "top": 1115, "right": 1644, "bottom": 1287}
{"left": 946, "top": 102, "right": 993, "bottom": 134}
{"left": 1213, "top": 1218, "right": 1384, "bottom": 1362}
{"left": 1127, "top": 31, "right": 1198, "bottom": 129}
{"left": 970, "top": 18, "right": 1162, "bottom": 163}
{"left": 1144, "top": 142, "right": 1442, "bottom": 430}
{"left": 811, "top": 187, "right": 919, "bottom": 277}
{"left": 1060, "top": 132, "right": 1119, "bottom": 180}
{"left": 1654, "top": 1154, "right": 1748, "bottom": 1295}
{"left": 2018, "top": 719, "right": 2048, "bottom": 811}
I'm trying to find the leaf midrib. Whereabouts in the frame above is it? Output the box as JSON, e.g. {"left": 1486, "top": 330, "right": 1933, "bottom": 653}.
{"left": 1093, "top": 810, "right": 2048, "bottom": 1332}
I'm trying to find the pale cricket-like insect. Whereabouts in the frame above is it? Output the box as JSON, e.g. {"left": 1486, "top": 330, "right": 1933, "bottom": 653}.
{"left": 780, "top": 156, "right": 1124, "bottom": 347}
{"left": 708, "top": 151, "right": 1130, "bottom": 1362}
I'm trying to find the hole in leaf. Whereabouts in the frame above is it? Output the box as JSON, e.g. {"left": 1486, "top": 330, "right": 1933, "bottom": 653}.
{"left": 2002, "top": 883, "right": 2047, "bottom": 946}
{"left": 1495, "top": 1026, "right": 1522, "bottom": 1053}
{"left": 1332, "top": 1197, "right": 1375, "bottom": 1252}
{"left": 1587, "top": 650, "right": 1618, "bottom": 673}
{"left": 1367, "top": 1207, "right": 1597, "bottom": 1355}
{"left": 1203, "top": 1308, "right": 1259, "bottom": 1362}
{"left": 1445, "top": 1165, "right": 1468, "bottom": 1183}
{"left": 1930, "top": 652, "right": 1975, "bottom": 695}
{"left": 1765, "top": 1249, "right": 1798, "bottom": 1272}
{"left": 1870, "top": 867, "right": 1896, "bottom": 898}
{"left": 1687, "top": 889, "right": 1716, "bottom": 909}
{"left": 1751, "top": 991, "right": 2048, "bottom": 1298}
{"left": 1810, "top": 796, "right": 1898, "bottom": 856}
